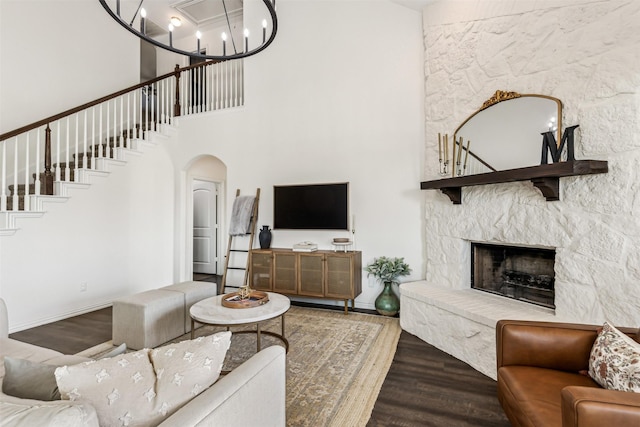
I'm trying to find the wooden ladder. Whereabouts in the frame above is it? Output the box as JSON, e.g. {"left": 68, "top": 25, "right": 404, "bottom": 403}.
{"left": 219, "top": 188, "right": 260, "bottom": 295}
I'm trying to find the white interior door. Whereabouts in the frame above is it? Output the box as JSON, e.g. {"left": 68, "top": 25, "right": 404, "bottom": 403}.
{"left": 193, "top": 180, "right": 219, "bottom": 274}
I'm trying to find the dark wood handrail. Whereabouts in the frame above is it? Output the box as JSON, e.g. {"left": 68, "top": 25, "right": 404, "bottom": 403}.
{"left": 0, "top": 60, "right": 221, "bottom": 142}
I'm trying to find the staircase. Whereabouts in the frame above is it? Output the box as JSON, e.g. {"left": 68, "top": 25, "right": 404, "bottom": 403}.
{"left": 0, "top": 59, "right": 244, "bottom": 236}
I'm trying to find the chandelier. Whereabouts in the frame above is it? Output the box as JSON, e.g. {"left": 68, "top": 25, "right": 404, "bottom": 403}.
{"left": 99, "top": 0, "right": 278, "bottom": 61}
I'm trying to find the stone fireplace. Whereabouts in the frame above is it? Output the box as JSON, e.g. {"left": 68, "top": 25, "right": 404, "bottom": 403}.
{"left": 401, "top": 0, "right": 640, "bottom": 380}
{"left": 471, "top": 243, "right": 555, "bottom": 310}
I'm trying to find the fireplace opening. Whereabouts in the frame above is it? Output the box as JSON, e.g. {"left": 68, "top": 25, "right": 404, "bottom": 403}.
{"left": 471, "top": 243, "right": 555, "bottom": 309}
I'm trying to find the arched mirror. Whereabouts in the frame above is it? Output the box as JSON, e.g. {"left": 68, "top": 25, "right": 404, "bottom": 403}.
{"left": 453, "top": 91, "right": 562, "bottom": 176}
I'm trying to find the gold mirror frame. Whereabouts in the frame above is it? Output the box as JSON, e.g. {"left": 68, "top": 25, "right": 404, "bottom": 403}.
{"left": 452, "top": 90, "right": 563, "bottom": 177}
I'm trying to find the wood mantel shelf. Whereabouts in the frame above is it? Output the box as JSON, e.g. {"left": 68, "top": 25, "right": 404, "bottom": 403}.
{"left": 420, "top": 160, "right": 608, "bottom": 204}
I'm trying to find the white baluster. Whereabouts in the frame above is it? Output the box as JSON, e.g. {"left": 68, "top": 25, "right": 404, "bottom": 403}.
{"left": 221, "top": 62, "right": 225, "bottom": 109}
{"left": 13, "top": 137, "right": 18, "bottom": 210}
{"left": 129, "top": 91, "right": 138, "bottom": 138}
{"left": 75, "top": 114, "right": 79, "bottom": 177}
{"left": 138, "top": 88, "right": 143, "bottom": 140}
{"left": 222, "top": 62, "right": 227, "bottom": 109}
{"left": 65, "top": 117, "right": 70, "bottom": 181}
{"left": 155, "top": 82, "right": 160, "bottom": 130}
{"left": 106, "top": 101, "right": 110, "bottom": 158}
{"left": 180, "top": 71, "right": 189, "bottom": 116}
{"left": 146, "top": 85, "right": 150, "bottom": 134}
{"left": 35, "top": 130, "right": 41, "bottom": 196}
{"left": 228, "top": 61, "right": 232, "bottom": 108}
{"left": 182, "top": 70, "right": 186, "bottom": 115}
{"left": 229, "top": 62, "right": 233, "bottom": 108}
{"left": 83, "top": 110, "right": 88, "bottom": 169}
{"left": 187, "top": 71, "right": 192, "bottom": 115}
{"left": 199, "top": 67, "right": 203, "bottom": 113}
{"left": 55, "top": 124, "right": 61, "bottom": 181}
{"left": 161, "top": 80, "right": 166, "bottom": 124}
{"left": 120, "top": 96, "right": 124, "bottom": 149}
{"left": 205, "top": 64, "right": 210, "bottom": 112}
{"left": 23, "top": 134, "right": 30, "bottom": 211}
{"left": 99, "top": 104, "right": 104, "bottom": 159}
{"left": 227, "top": 62, "right": 232, "bottom": 108}
{"left": 240, "top": 59, "right": 244, "bottom": 106}
{"left": 168, "top": 78, "right": 172, "bottom": 121}
{"left": 126, "top": 93, "right": 130, "bottom": 144}
{"left": 1, "top": 140, "right": 6, "bottom": 211}
{"left": 235, "top": 60, "right": 240, "bottom": 107}
{"left": 216, "top": 63, "right": 220, "bottom": 110}
{"left": 91, "top": 108, "right": 96, "bottom": 170}
{"left": 203, "top": 66, "right": 208, "bottom": 112}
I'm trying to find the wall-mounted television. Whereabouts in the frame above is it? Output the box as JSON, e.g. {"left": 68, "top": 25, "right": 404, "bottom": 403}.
{"left": 273, "top": 182, "right": 349, "bottom": 230}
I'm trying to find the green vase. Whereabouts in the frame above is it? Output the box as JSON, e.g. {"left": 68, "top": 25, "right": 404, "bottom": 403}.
{"left": 375, "top": 281, "right": 400, "bottom": 316}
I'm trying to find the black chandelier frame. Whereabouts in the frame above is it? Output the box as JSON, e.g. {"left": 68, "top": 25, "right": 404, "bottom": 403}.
{"left": 98, "top": 0, "right": 278, "bottom": 61}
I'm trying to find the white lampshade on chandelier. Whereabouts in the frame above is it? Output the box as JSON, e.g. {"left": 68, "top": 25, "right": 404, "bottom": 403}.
{"left": 99, "top": 0, "right": 278, "bottom": 61}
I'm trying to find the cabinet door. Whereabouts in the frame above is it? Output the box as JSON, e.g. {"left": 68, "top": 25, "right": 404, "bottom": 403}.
{"left": 273, "top": 252, "right": 297, "bottom": 294}
{"left": 250, "top": 251, "right": 273, "bottom": 291}
{"left": 325, "top": 253, "right": 354, "bottom": 298}
{"left": 298, "top": 253, "right": 325, "bottom": 297}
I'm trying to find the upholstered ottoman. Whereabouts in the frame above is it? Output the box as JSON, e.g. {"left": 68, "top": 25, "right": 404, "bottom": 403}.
{"left": 112, "top": 290, "right": 185, "bottom": 350}
{"left": 161, "top": 281, "right": 217, "bottom": 333}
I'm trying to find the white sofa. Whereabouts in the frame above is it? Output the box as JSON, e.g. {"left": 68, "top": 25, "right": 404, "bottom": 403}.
{"left": 0, "top": 298, "right": 286, "bottom": 426}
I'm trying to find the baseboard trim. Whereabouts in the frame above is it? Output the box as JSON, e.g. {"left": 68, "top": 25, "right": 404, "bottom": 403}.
{"left": 9, "top": 300, "right": 113, "bottom": 334}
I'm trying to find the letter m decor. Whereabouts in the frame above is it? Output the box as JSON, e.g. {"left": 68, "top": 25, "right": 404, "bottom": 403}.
{"left": 541, "top": 125, "right": 579, "bottom": 164}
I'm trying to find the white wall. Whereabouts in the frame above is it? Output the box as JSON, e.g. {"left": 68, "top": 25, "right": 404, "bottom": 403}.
{"left": 0, "top": 140, "right": 176, "bottom": 330}
{"left": 0, "top": 1, "right": 140, "bottom": 133}
{"left": 171, "top": 0, "right": 426, "bottom": 310}
{"left": 0, "top": 0, "right": 425, "bottom": 329}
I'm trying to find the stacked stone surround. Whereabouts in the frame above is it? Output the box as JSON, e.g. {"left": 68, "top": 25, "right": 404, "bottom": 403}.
{"left": 402, "top": 0, "right": 640, "bottom": 379}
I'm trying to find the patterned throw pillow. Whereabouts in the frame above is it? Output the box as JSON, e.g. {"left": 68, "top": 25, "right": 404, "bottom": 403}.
{"left": 55, "top": 332, "right": 231, "bottom": 427}
{"left": 55, "top": 349, "right": 158, "bottom": 427}
{"left": 149, "top": 331, "right": 231, "bottom": 418}
{"left": 588, "top": 322, "right": 640, "bottom": 393}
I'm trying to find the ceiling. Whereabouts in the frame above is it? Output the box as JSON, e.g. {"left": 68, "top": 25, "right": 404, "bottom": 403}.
{"left": 113, "top": 0, "right": 244, "bottom": 40}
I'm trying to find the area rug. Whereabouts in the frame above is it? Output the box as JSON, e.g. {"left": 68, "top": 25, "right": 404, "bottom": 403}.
{"left": 77, "top": 306, "right": 401, "bottom": 427}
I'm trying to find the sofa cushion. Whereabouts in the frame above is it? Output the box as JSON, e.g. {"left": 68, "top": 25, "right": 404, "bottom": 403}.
{"left": 55, "top": 348, "right": 157, "bottom": 427}
{"left": 55, "top": 332, "right": 231, "bottom": 427}
{"left": 498, "top": 365, "right": 599, "bottom": 426}
{"left": 2, "top": 357, "right": 61, "bottom": 401}
{"left": 0, "top": 399, "right": 100, "bottom": 427}
{"left": 149, "top": 332, "right": 231, "bottom": 417}
{"left": 589, "top": 322, "right": 640, "bottom": 393}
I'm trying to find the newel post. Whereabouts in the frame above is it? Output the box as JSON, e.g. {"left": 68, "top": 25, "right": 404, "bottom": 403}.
{"left": 42, "top": 124, "right": 54, "bottom": 195}
{"left": 173, "top": 64, "right": 182, "bottom": 117}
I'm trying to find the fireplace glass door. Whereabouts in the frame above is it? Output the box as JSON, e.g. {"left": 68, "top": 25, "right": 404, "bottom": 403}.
{"left": 471, "top": 243, "right": 555, "bottom": 309}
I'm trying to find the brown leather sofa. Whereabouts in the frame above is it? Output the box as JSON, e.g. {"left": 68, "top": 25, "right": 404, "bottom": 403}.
{"left": 496, "top": 319, "right": 640, "bottom": 426}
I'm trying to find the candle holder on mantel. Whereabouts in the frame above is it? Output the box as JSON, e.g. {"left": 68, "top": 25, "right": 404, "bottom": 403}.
{"left": 438, "top": 133, "right": 450, "bottom": 176}
{"left": 438, "top": 132, "right": 471, "bottom": 177}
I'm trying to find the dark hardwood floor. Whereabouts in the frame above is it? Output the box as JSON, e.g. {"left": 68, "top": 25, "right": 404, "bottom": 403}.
{"left": 368, "top": 331, "right": 510, "bottom": 426}
{"left": 9, "top": 276, "right": 510, "bottom": 426}
{"left": 10, "top": 306, "right": 113, "bottom": 355}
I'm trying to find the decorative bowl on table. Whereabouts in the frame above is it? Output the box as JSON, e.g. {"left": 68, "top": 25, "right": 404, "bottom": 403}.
{"left": 221, "top": 289, "right": 269, "bottom": 308}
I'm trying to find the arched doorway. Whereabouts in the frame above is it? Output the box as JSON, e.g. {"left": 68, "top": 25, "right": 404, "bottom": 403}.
{"left": 185, "top": 155, "right": 227, "bottom": 281}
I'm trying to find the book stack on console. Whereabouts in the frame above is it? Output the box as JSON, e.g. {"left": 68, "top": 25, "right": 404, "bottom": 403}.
{"left": 293, "top": 242, "right": 318, "bottom": 252}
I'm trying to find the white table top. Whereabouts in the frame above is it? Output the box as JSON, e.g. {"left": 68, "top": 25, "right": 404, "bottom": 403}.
{"left": 190, "top": 292, "right": 291, "bottom": 326}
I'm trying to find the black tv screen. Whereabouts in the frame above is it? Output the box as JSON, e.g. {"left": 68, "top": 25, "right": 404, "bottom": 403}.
{"left": 273, "top": 183, "right": 349, "bottom": 230}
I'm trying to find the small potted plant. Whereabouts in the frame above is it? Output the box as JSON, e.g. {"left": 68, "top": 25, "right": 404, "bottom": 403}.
{"left": 365, "top": 256, "right": 411, "bottom": 316}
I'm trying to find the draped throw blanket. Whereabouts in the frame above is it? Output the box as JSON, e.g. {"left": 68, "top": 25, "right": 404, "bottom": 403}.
{"left": 229, "top": 196, "right": 255, "bottom": 236}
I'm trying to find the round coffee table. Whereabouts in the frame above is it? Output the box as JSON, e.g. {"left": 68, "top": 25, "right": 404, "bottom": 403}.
{"left": 189, "top": 292, "right": 290, "bottom": 353}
